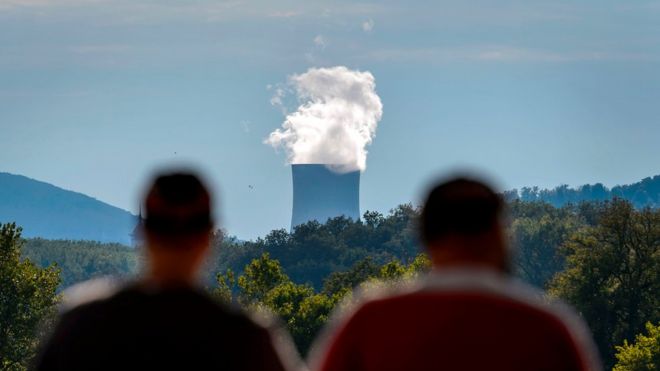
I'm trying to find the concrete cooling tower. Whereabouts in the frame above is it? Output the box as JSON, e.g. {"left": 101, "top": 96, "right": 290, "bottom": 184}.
{"left": 291, "top": 164, "right": 360, "bottom": 229}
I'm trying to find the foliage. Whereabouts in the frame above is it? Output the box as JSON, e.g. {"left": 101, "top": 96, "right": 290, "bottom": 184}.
{"left": 22, "top": 238, "right": 138, "bottom": 289}
{"left": 549, "top": 199, "right": 660, "bottom": 368}
{"left": 213, "top": 201, "right": 598, "bottom": 293}
{"left": 214, "top": 268, "right": 235, "bottom": 304}
{"left": 613, "top": 322, "right": 660, "bottom": 371}
{"left": 508, "top": 200, "right": 583, "bottom": 288}
{"left": 321, "top": 257, "right": 380, "bottom": 296}
{"left": 237, "top": 253, "right": 289, "bottom": 304}
{"left": 216, "top": 252, "right": 429, "bottom": 355}
{"left": 213, "top": 204, "right": 420, "bottom": 289}
{"left": 0, "top": 223, "right": 60, "bottom": 370}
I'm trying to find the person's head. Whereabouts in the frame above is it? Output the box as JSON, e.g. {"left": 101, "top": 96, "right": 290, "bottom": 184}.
{"left": 141, "top": 171, "right": 215, "bottom": 284}
{"left": 420, "top": 177, "right": 507, "bottom": 271}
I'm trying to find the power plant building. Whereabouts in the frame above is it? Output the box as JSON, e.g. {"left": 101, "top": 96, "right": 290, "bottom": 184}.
{"left": 290, "top": 164, "right": 360, "bottom": 229}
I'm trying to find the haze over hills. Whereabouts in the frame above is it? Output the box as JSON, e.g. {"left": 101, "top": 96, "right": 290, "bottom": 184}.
{"left": 506, "top": 175, "right": 660, "bottom": 208}
{"left": 0, "top": 172, "right": 136, "bottom": 244}
{"left": 0, "top": 172, "right": 659, "bottom": 244}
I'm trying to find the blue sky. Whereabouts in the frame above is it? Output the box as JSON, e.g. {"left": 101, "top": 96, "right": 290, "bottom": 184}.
{"left": 1, "top": 0, "right": 659, "bottom": 239}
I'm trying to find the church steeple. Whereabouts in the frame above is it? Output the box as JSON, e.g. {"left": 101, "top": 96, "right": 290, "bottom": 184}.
{"left": 130, "top": 207, "right": 144, "bottom": 247}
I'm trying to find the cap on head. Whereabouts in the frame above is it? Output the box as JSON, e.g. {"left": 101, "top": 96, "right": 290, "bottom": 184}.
{"left": 420, "top": 177, "right": 503, "bottom": 247}
{"left": 143, "top": 172, "right": 214, "bottom": 240}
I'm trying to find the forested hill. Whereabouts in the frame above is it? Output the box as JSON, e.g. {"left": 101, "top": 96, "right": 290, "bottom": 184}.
{"left": 1, "top": 171, "right": 658, "bottom": 244}
{"left": 505, "top": 175, "right": 660, "bottom": 208}
{"left": 0, "top": 172, "right": 136, "bottom": 244}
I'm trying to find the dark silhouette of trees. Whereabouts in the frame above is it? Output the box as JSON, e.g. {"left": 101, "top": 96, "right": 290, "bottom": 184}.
{"left": 511, "top": 175, "right": 660, "bottom": 208}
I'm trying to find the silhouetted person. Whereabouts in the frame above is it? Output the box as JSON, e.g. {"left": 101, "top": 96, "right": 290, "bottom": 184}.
{"left": 35, "top": 172, "right": 298, "bottom": 371}
{"left": 311, "top": 177, "right": 601, "bottom": 371}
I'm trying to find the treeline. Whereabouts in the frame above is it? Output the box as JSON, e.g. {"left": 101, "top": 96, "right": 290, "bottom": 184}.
{"left": 16, "top": 204, "right": 420, "bottom": 292}
{"left": 22, "top": 238, "right": 138, "bottom": 288}
{"left": 212, "top": 204, "right": 419, "bottom": 289}
{"left": 505, "top": 175, "right": 660, "bottom": 208}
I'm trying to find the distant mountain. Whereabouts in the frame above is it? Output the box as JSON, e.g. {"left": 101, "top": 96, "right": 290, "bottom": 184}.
{"left": 0, "top": 172, "right": 136, "bottom": 244}
{"left": 505, "top": 175, "right": 660, "bottom": 208}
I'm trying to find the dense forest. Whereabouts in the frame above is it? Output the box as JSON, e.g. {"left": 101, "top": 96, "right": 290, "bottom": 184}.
{"left": 212, "top": 204, "right": 419, "bottom": 289}
{"left": 2, "top": 198, "right": 659, "bottom": 370}
{"left": 22, "top": 239, "right": 138, "bottom": 288}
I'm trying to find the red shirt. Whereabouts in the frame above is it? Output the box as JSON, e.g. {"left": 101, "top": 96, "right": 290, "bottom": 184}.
{"left": 313, "top": 268, "right": 600, "bottom": 371}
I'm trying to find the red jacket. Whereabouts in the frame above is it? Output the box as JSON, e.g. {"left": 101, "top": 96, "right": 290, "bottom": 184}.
{"left": 312, "top": 268, "right": 601, "bottom": 371}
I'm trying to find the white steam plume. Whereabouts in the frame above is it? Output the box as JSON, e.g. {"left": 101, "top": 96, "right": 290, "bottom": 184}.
{"left": 265, "top": 66, "right": 383, "bottom": 173}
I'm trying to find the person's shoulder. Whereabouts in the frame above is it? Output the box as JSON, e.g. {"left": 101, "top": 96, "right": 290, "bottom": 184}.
{"left": 202, "top": 298, "right": 304, "bottom": 371}
{"left": 59, "top": 276, "right": 124, "bottom": 312}
{"left": 59, "top": 279, "right": 261, "bottom": 329}
{"left": 345, "top": 272, "right": 586, "bottom": 338}
{"left": 308, "top": 279, "right": 424, "bottom": 356}
{"left": 315, "top": 268, "right": 582, "bottom": 322}
{"left": 421, "top": 268, "right": 602, "bottom": 370}
{"left": 329, "top": 269, "right": 601, "bottom": 369}
{"left": 52, "top": 276, "right": 130, "bottom": 328}
{"left": 200, "top": 292, "right": 273, "bottom": 330}
{"left": 420, "top": 269, "right": 592, "bottom": 335}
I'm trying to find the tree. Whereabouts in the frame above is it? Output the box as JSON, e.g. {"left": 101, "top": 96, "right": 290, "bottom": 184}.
{"left": 549, "top": 200, "right": 660, "bottom": 367}
{"left": 214, "top": 268, "right": 236, "bottom": 304}
{"left": 510, "top": 209, "right": 580, "bottom": 288}
{"left": 0, "top": 223, "right": 60, "bottom": 370}
{"left": 237, "top": 253, "right": 288, "bottom": 304}
{"left": 288, "top": 293, "right": 336, "bottom": 354}
{"left": 322, "top": 258, "right": 380, "bottom": 296}
{"left": 405, "top": 254, "right": 431, "bottom": 276}
{"left": 378, "top": 260, "right": 406, "bottom": 280}
{"left": 613, "top": 322, "right": 660, "bottom": 371}
{"left": 218, "top": 253, "right": 336, "bottom": 355}
{"left": 217, "top": 252, "right": 431, "bottom": 356}
{"left": 264, "top": 282, "right": 333, "bottom": 354}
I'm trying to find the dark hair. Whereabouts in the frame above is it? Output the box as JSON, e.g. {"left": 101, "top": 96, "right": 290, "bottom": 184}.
{"left": 142, "top": 172, "right": 214, "bottom": 238}
{"left": 420, "top": 177, "right": 502, "bottom": 246}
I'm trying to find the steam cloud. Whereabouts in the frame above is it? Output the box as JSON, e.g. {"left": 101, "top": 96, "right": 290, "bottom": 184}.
{"left": 265, "top": 66, "right": 383, "bottom": 173}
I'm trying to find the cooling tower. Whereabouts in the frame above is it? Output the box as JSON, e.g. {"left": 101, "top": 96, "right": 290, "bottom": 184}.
{"left": 291, "top": 164, "right": 360, "bottom": 229}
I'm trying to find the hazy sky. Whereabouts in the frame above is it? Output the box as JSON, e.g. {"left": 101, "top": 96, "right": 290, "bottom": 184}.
{"left": 2, "top": 0, "right": 659, "bottom": 239}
